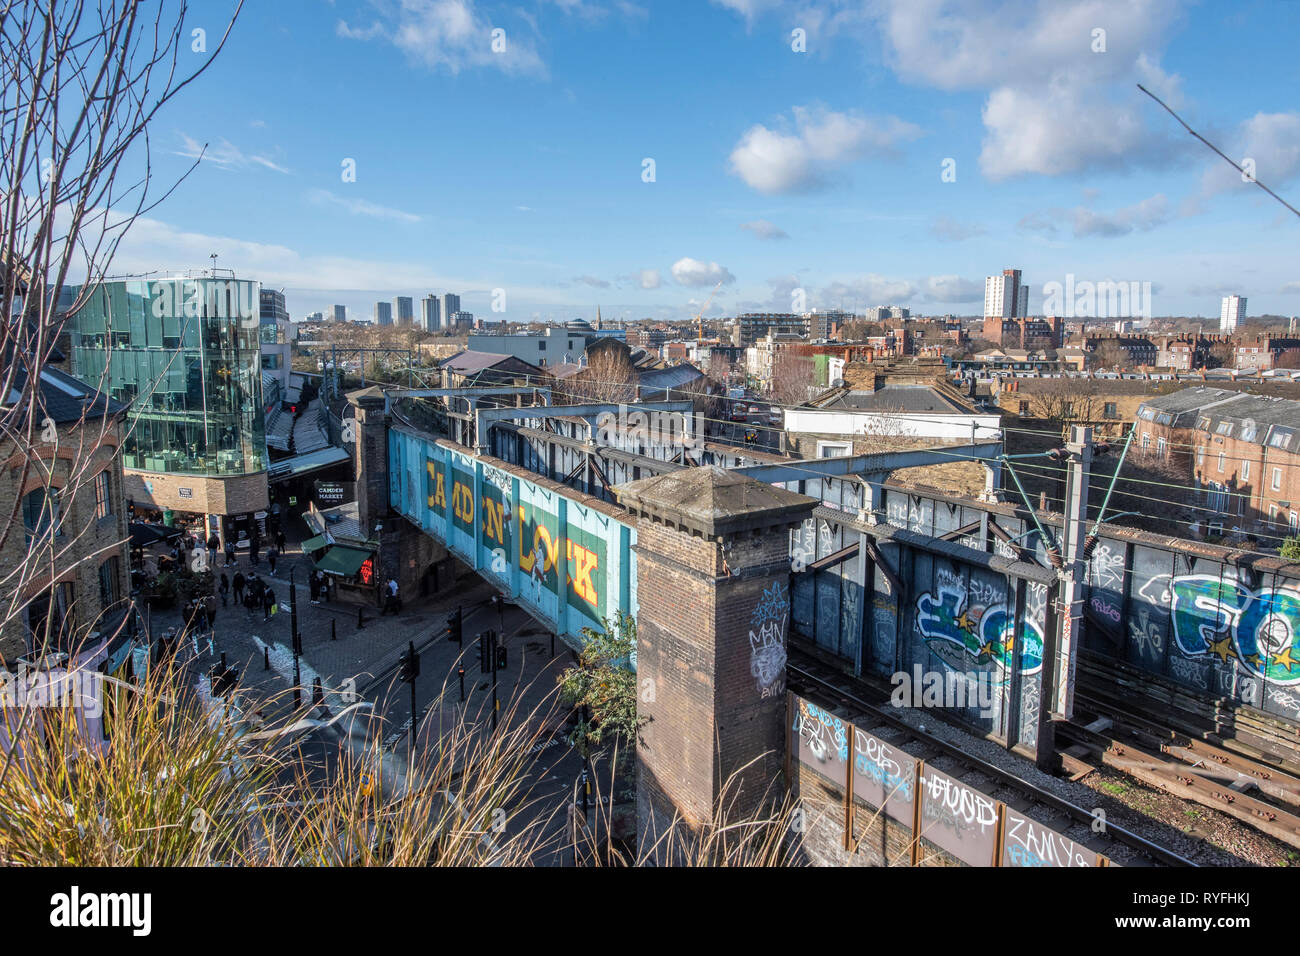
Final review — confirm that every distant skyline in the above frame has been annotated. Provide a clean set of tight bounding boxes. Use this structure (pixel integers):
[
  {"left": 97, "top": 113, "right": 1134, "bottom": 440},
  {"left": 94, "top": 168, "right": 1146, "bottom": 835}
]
[{"left": 100, "top": 0, "right": 1299, "bottom": 324}]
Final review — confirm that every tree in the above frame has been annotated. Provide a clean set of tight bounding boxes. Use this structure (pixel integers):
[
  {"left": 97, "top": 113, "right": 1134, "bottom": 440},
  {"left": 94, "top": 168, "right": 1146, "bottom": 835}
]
[
  {"left": 768, "top": 350, "right": 815, "bottom": 406},
  {"left": 558, "top": 613, "right": 643, "bottom": 757},
  {"left": 1, "top": 2, "right": 243, "bottom": 662},
  {"left": 561, "top": 349, "right": 638, "bottom": 405},
  {"left": 1024, "top": 378, "right": 1105, "bottom": 425}
]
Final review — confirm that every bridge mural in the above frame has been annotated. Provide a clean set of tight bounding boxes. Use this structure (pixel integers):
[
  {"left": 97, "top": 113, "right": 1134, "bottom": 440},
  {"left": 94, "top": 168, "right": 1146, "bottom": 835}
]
[
  {"left": 383, "top": 400, "right": 1300, "bottom": 737},
  {"left": 389, "top": 425, "right": 636, "bottom": 645}
]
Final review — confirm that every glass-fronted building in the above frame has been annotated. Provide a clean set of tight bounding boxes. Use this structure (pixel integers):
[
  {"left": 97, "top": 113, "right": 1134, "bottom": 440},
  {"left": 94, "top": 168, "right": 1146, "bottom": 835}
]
[
  {"left": 64, "top": 276, "right": 271, "bottom": 540},
  {"left": 67, "top": 276, "right": 267, "bottom": 477}
]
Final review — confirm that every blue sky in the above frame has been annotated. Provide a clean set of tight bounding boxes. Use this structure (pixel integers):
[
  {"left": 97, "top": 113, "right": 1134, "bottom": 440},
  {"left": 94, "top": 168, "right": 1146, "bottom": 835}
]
[{"left": 111, "top": 0, "right": 1300, "bottom": 324}]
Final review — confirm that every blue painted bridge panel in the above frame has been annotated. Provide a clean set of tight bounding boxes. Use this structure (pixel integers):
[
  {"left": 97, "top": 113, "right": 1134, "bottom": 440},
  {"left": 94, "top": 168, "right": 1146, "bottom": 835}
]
[{"left": 389, "top": 426, "right": 637, "bottom": 647}]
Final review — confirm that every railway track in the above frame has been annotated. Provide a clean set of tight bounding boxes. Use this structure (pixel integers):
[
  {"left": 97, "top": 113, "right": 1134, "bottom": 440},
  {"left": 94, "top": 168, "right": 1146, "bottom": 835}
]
[
  {"left": 1064, "top": 691, "right": 1300, "bottom": 850},
  {"left": 787, "top": 654, "right": 1198, "bottom": 867}
]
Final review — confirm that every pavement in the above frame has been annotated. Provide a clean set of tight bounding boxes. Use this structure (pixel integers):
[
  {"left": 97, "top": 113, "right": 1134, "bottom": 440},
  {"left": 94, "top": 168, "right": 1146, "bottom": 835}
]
[{"left": 146, "top": 527, "right": 609, "bottom": 863}]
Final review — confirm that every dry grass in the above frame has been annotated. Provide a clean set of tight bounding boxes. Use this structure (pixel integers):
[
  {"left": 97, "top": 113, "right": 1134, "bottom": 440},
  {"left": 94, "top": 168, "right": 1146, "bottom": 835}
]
[{"left": 0, "top": 654, "right": 809, "bottom": 866}]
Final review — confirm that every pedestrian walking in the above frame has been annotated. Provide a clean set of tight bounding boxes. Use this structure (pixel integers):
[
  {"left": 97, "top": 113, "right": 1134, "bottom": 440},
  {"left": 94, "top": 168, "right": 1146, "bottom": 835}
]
[
  {"left": 383, "top": 578, "right": 400, "bottom": 615},
  {"left": 224, "top": 540, "right": 236, "bottom": 567},
  {"left": 219, "top": 573, "right": 230, "bottom": 607},
  {"left": 262, "top": 586, "right": 276, "bottom": 623},
  {"left": 267, "top": 545, "right": 278, "bottom": 576},
  {"left": 249, "top": 535, "right": 260, "bottom": 566},
  {"left": 206, "top": 533, "right": 220, "bottom": 568},
  {"left": 309, "top": 571, "right": 321, "bottom": 605},
  {"left": 275, "top": 527, "right": 287, "bottom": 552},
  {"left": 195, "top": 601, "right": 209, "bottom": 637},
  {"left": 232, "top": 571, "right": 245, "bottom": 607},
  {"left": 204, "top": 594, "right": 218, "bottom": 653}
]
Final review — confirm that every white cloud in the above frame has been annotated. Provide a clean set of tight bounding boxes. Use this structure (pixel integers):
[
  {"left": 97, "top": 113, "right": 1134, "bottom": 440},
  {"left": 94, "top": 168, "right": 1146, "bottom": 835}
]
[
  {"left": 871, "top": 0, "right": 1184, "bottom": 180},
  {"left": 728, "top": 106, "right": 922, "bottom": 194},
  {"left": 175, "top": 133, "right": 290, "bottom": 174},
  {"left": 337, "top": 0, "right": 545, "bottom": 77},
  {"left": 739, "top": 219, "right": 789, "bottom": 240},
  {"left": 306, "top": 188, "right": 421, "bottom": 223},
  {"left": 1200, "top": 111, "right": 1300, "bottom": 198},
  {"left": 1071, "top": 193, "right": 1171, "bottom": 236},
  {"left": 573, "top": 274, "right": 610, "bottom": 288},
  {"left": 924, "top": 275, "right": 983, "bottom": 302},
  {"left": 820, "top": 274, "right": 915, "bottom": 305},
  {"left": 671, "top": 257, "right": 736, "bottom": 287},
  {"left": 636, "top": 268, "right": 662, "bottom": 289},
  {"left": 979, "top": 77, "right": 1166, "bottom": 180},
  {"left": 1019, "top": 193, "right": 1174, "bottom": 237}
]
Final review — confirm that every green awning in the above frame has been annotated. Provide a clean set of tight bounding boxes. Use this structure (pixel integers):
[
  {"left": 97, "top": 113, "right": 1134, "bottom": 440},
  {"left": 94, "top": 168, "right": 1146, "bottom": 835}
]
[
  {"left": 315, "top": 545, "right": 373, "bottom": 577},
  {"left": 301, "top": 533, "right": 332, "bottom": 553}
]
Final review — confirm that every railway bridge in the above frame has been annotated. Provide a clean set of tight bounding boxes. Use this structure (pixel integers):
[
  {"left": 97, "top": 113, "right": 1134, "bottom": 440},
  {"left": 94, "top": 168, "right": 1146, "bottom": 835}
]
[{"left": 348, "top": 387, "right": 1300, "bottom": 863}]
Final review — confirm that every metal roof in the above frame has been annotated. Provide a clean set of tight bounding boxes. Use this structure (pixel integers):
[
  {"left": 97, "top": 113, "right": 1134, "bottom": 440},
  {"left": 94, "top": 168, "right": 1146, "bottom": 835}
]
[{"left": 821, "top": 385, "right": 971, "bottom": 414}]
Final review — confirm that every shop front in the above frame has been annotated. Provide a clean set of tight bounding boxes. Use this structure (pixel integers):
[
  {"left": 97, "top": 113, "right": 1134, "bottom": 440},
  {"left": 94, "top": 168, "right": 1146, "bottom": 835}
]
[{"left": 314, "top": 544, "right": 379, "bottom": 605}]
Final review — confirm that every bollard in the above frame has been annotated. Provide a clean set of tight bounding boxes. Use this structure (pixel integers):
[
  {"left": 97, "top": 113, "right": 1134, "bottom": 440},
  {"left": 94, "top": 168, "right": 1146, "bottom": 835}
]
[
  {"left": 357, "top": 605, "right": 365, "bottom": 630},
  {"left": 331, "top": 619, "right": 337, "bottom": 641},
  {"left": 263, "top": 646, "right": 270, "bottom": 671}
]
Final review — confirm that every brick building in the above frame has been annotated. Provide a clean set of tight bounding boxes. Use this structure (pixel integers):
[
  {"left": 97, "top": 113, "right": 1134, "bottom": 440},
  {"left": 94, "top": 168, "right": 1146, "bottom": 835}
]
[
  {"left": 0, "top": 366, "right": 131, "bottom": 662},
  {"left": 1234, "top": 334, "right": 1300, "bottom": 372},
  {"left": 1135, "top": 388, "right": 1300, "bottom": 539},
  {"left": 982, "top": 315, "right": 1064, "bottom": 349}
]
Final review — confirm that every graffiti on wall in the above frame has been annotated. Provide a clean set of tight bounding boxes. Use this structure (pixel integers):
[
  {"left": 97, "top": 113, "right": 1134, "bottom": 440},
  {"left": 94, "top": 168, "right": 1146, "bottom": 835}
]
[
  {"left": 1140, "top": 574, "right": 1300, "bottom": 686},
  {"left": 750, "top": 581, "right": 789, "bottom": 699},
  {"left": 914, "top": 571, "right": 1043, "bottom": 678},
  {"left": 795, "top": 698, "right": 848, "bottom": 763}
]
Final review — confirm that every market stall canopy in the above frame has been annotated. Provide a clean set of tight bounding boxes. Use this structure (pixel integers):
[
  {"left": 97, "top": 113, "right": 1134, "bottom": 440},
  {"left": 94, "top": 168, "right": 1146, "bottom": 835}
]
[
  {"left": 301, "top": 533, "right": 333, "bottom": 553},
  {"left": 314, "top": 545, "right": 372, "bottom": 577},
  {"left": 129, "top": 522, "right": 182, "bottom": 548}
]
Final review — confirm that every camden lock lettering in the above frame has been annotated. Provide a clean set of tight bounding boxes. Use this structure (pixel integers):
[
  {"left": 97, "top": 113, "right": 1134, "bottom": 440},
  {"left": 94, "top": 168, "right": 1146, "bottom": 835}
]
[{"left": 424, "top": 458, "right": 602, "bottom": 614}]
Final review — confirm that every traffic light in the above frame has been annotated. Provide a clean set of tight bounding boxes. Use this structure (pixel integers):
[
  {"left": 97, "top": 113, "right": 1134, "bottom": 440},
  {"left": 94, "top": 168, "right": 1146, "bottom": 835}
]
[
  {"left": 398, "top": 641, "right": 420, "bottom": 683},
  {"left": 496, "top": 645, "right": 508, "bottom": 670},
  {"left": 446, "top": 607, "right": 462, "bottom": 644}
]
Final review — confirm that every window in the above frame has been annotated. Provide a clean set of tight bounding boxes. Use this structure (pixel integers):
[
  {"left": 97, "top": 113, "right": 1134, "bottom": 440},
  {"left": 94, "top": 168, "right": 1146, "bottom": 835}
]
[
  {"left": 1271, "top": 431, "right": 1292, "bottom": 450},
  {"left": 1062, "top": 402, "right": 1074, "bottom": 417},
  {"left": 1218, "top": 453, "right": 1225, "bottom": 473},
  {"left": 1207, "top": 483, "right": 1228, "bottom": 511},
  {"left": 1104, "top": 402, "right": 1118, "bottom": 419},
  {"left": 1141, "top": 432, "right": 1151, "bottom": 450},
  {"left": 1157, "top": 436, "right": 1167, "bottom": 458},
  {"left": 817, "top": 441, "right": 852, "bottom": 458},
  {"left": 1242, "top": 460, "right": 1250, "bottom": 481},
  {"left": 93, "top": 470, "right": 111, "bottom": 520},
  {"left": 22, "top": 487, "right": 61, "bottom": 543},
  {"left": 1271, "top": 505, "right": 1279, "bottom": 528},
  {"left": 1018, "top": 400, "right": 1029, "bottom": 416},
  {"left": 98, "top": 556, "right": 121, "bottom": 607},
  {"left": 1273, "top": 467, "right": 1283, "bottom": 491},
  {"left": 1291, "top": 511, "right": 1298, "bottom": 534}
]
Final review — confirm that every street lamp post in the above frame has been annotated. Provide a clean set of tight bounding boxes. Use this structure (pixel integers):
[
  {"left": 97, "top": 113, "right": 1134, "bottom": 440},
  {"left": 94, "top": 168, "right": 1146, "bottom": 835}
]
[{"left": 290, "top": 567, "right": 302, "bottom": 709}]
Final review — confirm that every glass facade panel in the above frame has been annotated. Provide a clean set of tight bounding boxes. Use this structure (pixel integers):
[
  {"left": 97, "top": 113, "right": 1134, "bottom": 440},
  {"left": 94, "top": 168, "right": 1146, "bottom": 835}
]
[{"left": 67, "top": 277, "right": 267, "bottom": 477}]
